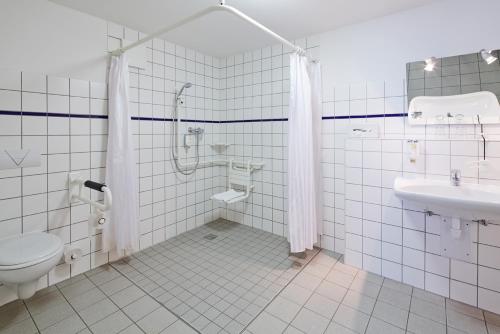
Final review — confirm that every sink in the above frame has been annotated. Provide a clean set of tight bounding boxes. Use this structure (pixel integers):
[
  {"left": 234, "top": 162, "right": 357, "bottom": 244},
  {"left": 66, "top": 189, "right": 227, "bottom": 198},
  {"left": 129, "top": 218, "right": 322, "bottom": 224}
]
[{"left": 393, "top": 177, "right": 500, "bottom": 220}]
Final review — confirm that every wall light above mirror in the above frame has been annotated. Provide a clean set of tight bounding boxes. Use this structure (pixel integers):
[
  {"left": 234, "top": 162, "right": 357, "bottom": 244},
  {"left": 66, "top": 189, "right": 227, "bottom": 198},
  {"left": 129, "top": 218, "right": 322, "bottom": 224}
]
[{"left": 406, "top": 49, "right": 500, "bottom": 125}]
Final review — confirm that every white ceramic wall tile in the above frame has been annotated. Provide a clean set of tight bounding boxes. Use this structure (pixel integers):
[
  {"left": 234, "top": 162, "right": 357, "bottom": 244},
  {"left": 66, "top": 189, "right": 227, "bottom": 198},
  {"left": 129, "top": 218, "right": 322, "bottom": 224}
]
[
  {"left": 22, "top": 72, "right": 46, "bottom": 93},
  {"left": 47, "top": 76, "right": 69, "bottom": 95},
  {"left": 0, "top": 90, "right": 21, "bottom": 110},
  {"left": 0, "top": 68, "right": 21, "bottom": 90}
]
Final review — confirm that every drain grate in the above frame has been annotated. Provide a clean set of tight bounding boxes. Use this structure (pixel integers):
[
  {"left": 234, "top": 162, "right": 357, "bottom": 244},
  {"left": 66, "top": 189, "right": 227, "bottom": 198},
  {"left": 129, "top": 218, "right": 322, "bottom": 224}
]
[{"left": 203, "top": 234, "right": 218, "bottom": 240}]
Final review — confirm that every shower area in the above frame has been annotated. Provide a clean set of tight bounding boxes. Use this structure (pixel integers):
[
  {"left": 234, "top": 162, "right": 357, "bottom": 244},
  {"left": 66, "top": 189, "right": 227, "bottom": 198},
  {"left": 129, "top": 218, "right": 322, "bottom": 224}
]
[
  {"left": 0, "top": 1, "right": 323, "bottom": 333},
  {"left": 105, "top": 0, "right": 323, "bottom": 246},
  {"left": 100, "top": 1, "right": 323, "bottom": 332}
]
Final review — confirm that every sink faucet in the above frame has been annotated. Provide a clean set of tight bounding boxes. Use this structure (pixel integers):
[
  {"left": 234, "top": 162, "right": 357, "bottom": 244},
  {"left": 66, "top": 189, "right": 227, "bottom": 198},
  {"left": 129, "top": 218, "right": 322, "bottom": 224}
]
[{"left": 451, "top": 169, "right": 461, "bottom": 186}]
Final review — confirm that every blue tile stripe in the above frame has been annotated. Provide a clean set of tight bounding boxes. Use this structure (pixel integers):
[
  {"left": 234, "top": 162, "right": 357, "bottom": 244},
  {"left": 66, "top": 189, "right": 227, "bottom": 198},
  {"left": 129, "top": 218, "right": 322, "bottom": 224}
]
[{"left": 0, "top": 110, "right": 408, "bottom": 123}]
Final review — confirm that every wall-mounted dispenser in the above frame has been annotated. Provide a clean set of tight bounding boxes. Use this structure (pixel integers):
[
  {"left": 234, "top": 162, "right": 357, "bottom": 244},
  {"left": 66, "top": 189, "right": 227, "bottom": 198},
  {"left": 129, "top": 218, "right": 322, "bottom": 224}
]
[{"left": 406, "top": 140, "right": 420, "bottom": 164}]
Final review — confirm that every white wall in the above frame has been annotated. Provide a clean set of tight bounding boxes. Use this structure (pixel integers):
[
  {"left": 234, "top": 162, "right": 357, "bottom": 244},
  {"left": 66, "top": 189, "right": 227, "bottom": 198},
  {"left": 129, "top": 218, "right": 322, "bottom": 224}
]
[
  {"left": 0, "top": 0, "right": 108, "bottom": 82},
  {"left": 320, "top": 0, "right": 500, "bottom": 88},
  {"left": 0, "top": 0, "right": 225, "bottom": 306},
  {"left": 317, "top": 0, "right": 500, "bottom": 314}
]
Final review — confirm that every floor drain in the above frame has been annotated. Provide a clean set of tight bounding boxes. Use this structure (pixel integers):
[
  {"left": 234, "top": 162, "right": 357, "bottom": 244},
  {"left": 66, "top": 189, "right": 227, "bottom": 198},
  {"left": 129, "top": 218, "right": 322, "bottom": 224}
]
[{"left": 204, "top": 234, "right": 217, "bottom": 240}]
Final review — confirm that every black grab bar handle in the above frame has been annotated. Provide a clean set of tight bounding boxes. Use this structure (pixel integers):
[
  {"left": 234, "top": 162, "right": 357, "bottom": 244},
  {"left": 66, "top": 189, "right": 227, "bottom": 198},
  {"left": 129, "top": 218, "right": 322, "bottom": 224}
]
[{"left": 83, "top": 180, "right": 106, "bottom": 192}]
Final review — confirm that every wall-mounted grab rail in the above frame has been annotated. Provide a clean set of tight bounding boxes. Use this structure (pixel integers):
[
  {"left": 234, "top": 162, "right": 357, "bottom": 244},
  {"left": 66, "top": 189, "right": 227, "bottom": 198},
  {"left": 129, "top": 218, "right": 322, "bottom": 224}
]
[{"left": 68, "top": 173, "right": 112, "bottom": 212}]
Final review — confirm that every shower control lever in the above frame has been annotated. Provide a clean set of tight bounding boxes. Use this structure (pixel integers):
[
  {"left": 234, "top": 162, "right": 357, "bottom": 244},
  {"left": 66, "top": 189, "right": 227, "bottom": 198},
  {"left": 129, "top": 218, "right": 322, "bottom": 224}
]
[
  {"left": 188, "top": 127, "right": 204, "bottom": 135},
  {"left": 451, "top": 169, "right": 461, "bottom": 186}
]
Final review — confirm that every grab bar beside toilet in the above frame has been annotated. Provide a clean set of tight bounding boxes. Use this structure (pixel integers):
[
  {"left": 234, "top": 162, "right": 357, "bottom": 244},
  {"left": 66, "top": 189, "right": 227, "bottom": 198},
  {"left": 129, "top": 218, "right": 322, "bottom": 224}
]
[{"left": 68, "top": 173, "right": 112, "bottom": 212}]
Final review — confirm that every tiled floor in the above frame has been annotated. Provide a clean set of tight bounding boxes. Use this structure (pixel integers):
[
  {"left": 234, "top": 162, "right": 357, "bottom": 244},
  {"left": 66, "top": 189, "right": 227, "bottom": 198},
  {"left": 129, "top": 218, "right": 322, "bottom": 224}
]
[
  {"left": 1, "top": 220, "right": 500, "bottom": 334},
  {"left": 246, "top": 251, "right": 500, "bottom": 334}
]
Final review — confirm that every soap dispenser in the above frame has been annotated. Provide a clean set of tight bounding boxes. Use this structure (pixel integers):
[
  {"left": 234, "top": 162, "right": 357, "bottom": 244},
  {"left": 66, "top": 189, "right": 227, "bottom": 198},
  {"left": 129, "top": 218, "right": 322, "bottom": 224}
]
[{"left": 407, "top": 140, "right": 420, "bottom": 163}]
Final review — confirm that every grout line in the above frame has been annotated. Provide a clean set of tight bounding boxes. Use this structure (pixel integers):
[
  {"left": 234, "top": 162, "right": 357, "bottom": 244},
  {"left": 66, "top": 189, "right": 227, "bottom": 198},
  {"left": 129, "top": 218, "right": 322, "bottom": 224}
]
[
  {"left": 405, "top": 283, "right": 414, "bottom": 333},
  {"left": 53, "top": 284, "right": 96, "bottom": 334},
  {"left": 78, "top": 272, "right": 147, "bottom": 334},
  {"left": 241, "top": 247, "right": 322, "bottom": 333},
  {"left": 115, "top": 222, "right": 315, "bottom": 333},
  {"left": 21, "top": 299, "right": 42, "bottom": 334}
]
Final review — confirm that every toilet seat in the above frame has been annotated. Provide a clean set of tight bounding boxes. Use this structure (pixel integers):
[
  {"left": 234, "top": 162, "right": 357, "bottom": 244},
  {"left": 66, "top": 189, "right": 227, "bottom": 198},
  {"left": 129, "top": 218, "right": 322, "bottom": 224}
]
[{"left": 0, "top": 233, "right": 63, "bottom": 270}]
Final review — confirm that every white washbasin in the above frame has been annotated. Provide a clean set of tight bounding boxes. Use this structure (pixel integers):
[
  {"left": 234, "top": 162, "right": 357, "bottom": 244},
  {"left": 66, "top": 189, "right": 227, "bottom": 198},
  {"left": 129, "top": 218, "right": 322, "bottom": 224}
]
[{"left": 393, "top": 177, "right": 500, "bottom": 220}]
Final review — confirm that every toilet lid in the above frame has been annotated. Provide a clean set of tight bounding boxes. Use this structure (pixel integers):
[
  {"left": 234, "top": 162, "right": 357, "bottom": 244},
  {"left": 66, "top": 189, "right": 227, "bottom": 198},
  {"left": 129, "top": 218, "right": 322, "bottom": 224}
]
[{"left": 0, "top": 233, "right": 63, "bottom": 266}]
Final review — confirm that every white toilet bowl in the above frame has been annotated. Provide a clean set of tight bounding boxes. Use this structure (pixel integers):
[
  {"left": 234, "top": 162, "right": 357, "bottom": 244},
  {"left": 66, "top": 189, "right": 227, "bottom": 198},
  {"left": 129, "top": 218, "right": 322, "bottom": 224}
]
[{"left": 0, "top": 232, "right": 64, "bottom": 299}]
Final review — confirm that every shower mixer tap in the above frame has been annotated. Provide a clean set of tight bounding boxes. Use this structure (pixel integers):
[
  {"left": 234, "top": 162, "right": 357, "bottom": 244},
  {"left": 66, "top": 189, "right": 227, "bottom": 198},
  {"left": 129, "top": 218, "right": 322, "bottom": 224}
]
[{"left": 188, "top": 127, "right": 204, "bottom": 135}]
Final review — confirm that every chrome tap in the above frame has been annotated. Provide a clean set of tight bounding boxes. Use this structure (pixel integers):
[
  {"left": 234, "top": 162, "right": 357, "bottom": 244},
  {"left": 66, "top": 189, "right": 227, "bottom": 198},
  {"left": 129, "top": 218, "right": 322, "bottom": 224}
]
[{"left": 451, "top": 169, "right": 461, "bottom": 186}]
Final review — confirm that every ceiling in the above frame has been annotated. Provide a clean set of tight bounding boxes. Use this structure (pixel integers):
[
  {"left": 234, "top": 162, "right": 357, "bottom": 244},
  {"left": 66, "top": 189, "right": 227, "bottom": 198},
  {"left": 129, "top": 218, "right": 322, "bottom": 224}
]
[{"left": 50, "top": 0, "right": 439, "bottom": 56}]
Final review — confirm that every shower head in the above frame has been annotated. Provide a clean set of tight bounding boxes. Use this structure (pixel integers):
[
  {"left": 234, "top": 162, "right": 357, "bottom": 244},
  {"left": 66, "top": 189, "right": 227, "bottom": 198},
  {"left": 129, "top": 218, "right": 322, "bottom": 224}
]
[{"left": 176, "top": 82, "right": 192, "bottom": 99}]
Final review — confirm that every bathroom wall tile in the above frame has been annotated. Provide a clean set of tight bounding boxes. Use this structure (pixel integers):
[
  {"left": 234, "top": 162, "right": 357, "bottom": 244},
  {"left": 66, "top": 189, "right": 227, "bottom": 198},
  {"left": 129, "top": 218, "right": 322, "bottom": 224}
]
[
  {"left": 22, "top": 72, "right": 46, "bottom": 93},
  {"left": 0, "top": 89, "right": 21, "bottom": 110},
  {"left": 425, "top": 253, "right": 450, "bottom": 277},
  {"left": 479, "top": 288, "right": 500, "bottom": 314},
  {"left": 478, "top": 266, "right": 500, "bottom": 292},
  {"left": 0, "top": 68, "right": 21, "bottom": 90},
  {"left": 403, "top": 247, "right": 424, "bottom": 269},
  {"left": 70, "top": 96, "right": 89, "bottom": 114},
  {"left": 450, "top": 280, "right": 477, "bottom": 306},
  {"left": 22, "top": 92, "right": 46, "bottom": 112},
  {"left": 48, "top": 94, "right": 69, "bottom": 114},
  {"left": 70, "top": 79, "right": 89, "bottom": 98},
  {"left": 0, "top": 218, "right": 22, "bottom": 238},
  {"left": 48, "top": 76, "right": 69, "bottom": 95},
  {"left": 22, "top": 174, "right": 47, "bottom": 196},
  {"left": 22, "top": 193, "right": 47, "bottom": 216},
  {"left": 425, "top": 273, "right": 449, "bottom": 298},
  {"left": 0, "top": 177, "right": 21, "bottom": 199},
  {"left": 451, "top": 259, "right": 477, "bottom": 285},
  {"left": 478, "top": 244, "right": 500, "bottom": 270},
  {"left": 403, "top": 266, "right": 424, "bottom": 289},
  {"left": 382, "top": 260, "right": 402, "bottom": 281}
]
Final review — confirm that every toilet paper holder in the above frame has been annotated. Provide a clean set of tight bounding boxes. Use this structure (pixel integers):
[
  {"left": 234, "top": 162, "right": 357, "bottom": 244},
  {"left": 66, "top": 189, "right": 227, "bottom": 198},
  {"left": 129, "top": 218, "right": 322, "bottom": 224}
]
[{"left": 68, "top": 172, "right": 112, "bottom": 212}]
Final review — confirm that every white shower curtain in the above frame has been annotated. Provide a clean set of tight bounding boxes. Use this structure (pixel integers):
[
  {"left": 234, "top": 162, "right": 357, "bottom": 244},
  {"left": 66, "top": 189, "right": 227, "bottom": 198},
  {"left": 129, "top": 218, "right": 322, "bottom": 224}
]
[
  {"left": 288, "top": 54, "right": 322, "bottom": 253},
  {"left": 103, "top": 54, "right": 139, "bottom": 253}
]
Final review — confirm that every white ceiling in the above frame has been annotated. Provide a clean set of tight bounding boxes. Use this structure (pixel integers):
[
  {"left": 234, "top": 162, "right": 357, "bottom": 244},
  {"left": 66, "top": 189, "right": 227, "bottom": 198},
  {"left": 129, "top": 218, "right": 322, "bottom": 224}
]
[{"left": 50, "top": 0, "right": 439, "bottom": 56}]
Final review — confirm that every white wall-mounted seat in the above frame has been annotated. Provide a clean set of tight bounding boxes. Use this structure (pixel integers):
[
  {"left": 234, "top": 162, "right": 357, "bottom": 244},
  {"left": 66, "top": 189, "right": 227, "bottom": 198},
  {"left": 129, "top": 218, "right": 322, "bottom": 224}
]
[
  {"left": 211, "top": 160, "right": 254, "bottom": 204},
  {"left": 0, "top": 232, "right": 64, "bottom": 299}
]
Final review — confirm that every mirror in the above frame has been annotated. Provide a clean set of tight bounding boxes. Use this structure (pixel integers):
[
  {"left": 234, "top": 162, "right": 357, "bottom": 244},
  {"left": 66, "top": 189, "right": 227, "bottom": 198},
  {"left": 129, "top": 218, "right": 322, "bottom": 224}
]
[{"left": 406, "top": 50, "right": 500, "bottom": 125}]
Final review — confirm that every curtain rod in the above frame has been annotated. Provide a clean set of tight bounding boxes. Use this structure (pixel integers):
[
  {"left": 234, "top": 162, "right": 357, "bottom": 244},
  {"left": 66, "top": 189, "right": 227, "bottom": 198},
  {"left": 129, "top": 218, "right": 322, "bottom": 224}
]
[{"left": 110, "top": 1, "right": 306, "bottom": 57}]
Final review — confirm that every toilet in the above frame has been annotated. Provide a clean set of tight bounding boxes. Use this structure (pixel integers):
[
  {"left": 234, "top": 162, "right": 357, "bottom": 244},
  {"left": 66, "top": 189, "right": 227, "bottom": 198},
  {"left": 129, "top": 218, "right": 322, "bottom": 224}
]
[{"left": 0, "top": 232, "right": 64, "bottom": 299}]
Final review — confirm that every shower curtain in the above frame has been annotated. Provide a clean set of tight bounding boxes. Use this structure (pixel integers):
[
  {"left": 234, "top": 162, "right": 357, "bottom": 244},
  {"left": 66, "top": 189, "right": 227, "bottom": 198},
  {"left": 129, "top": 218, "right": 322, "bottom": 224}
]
[
  {"left": 103, "top": 54, "right": 139, "bottom": 253},
  {"left": 288, "top": 54, "right": 322, "bottom": 253}
]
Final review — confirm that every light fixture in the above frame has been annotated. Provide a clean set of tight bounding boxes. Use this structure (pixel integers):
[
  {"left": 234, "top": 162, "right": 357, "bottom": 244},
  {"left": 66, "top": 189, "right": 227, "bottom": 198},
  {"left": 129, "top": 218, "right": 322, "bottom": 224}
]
[
  {"left": 480, "top": 49, "right": 498, "bottom": 65},
  {"left": 424, "top": 57, "right": 437, "bottom": 72}
]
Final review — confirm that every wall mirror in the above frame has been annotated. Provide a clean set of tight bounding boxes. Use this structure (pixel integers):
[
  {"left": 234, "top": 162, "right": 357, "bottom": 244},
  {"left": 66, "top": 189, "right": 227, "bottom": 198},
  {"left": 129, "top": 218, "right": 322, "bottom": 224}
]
[{"left": 406, "top": 50, "right": 500, "bottom": 125}]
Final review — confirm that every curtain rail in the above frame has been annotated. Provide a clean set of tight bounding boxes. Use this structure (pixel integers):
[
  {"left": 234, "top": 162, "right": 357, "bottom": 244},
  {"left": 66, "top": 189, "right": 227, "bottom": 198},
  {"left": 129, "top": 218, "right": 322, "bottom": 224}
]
[{"left": 110, "top": 2, "right": 306, "bottom": 57}]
